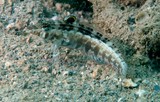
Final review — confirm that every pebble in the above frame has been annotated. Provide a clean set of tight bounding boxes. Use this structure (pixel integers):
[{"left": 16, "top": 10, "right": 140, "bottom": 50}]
[
  {"left": 51, "top": 16, "right": 59, "bottom": 21},
  {"left": 41, "top": 67, "right": 49, "bottom": 72},
  {"left": 135, "top": 89, "right": 146, "bottom": 97},
  {"left": 55, "top": 3, "right": 62, "bottom": 12},
  {"left": 92, "top": 68, "right": 98, "bottom": 79},
  {"left": 5, "top": 61, "right": 12, "bottom": 67},
  {"left": 122, "top": 79, "right": 138, "bottom": 88},
  {"left": 63, "top": 70, "right": 77, "bottom": 76},
  {"left": 6, "top": 23, "right": 15, "bottom": 31},
  {"left": 26, "top": 35, "right": 32, "bottom": 43}
]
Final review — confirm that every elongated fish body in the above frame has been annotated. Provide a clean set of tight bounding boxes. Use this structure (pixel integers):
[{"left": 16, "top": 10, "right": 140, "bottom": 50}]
[{"left": 34, "top": 19, "right": 127, "bottom": 77}]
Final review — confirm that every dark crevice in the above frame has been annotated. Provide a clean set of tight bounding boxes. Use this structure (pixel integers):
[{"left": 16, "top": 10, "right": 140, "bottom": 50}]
[{"left": 54, "top": 0, "right": 93, "bottom": 12}]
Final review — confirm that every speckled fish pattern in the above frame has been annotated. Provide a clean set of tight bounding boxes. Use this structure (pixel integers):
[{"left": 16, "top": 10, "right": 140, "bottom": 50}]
[{"left": 33, "top": 19, "right": 128, "bottom": 77}]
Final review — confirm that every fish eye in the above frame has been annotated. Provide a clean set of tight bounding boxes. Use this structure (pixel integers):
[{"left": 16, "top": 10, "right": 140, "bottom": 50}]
[{"left": 63, "top": 15, "right": 77, "bottom": 24}]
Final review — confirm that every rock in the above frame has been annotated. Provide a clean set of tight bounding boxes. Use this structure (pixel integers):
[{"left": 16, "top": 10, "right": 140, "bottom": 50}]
[{"left": 122, "top": 79, "right": 138, "bottom": 88}]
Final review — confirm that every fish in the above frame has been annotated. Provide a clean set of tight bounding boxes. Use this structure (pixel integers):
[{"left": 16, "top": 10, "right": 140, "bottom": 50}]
[{"left": 28, "top": 17, "right": 128, "bottom": 78}]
